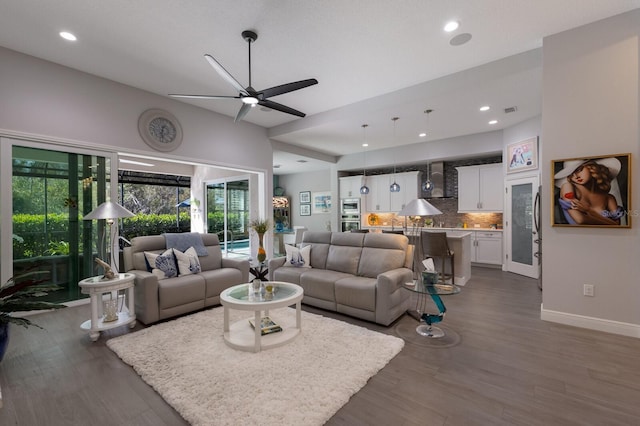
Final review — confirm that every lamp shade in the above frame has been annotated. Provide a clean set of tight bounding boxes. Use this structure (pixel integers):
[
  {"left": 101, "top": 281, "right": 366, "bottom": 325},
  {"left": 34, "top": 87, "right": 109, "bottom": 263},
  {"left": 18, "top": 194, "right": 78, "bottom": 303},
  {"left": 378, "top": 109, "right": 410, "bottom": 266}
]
[
  {"left": 83, "top": 201, "right": 135, "bottom": 220},
  {"left": 397, "top": 198, "right": 442, "bottom": 216}
]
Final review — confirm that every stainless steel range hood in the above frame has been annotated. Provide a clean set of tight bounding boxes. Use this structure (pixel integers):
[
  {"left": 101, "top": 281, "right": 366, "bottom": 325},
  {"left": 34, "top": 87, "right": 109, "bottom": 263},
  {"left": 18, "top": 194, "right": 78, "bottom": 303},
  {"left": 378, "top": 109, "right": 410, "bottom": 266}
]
[{"left": 426, "top": 162, "right": 445, "bottom": 198}]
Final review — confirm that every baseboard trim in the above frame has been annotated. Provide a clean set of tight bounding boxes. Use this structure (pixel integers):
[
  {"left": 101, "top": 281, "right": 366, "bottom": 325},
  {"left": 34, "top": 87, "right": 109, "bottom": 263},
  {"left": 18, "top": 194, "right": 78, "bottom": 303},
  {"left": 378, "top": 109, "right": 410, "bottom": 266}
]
[{"left": 541, "top": 306, "right": 640, "bottom": 338}]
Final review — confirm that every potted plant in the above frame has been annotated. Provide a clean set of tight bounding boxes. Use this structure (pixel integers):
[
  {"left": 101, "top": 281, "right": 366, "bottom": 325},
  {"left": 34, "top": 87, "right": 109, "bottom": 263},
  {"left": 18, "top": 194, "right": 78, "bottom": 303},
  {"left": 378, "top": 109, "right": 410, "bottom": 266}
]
[
  {"left": 0, "top": 269, "right": 67, "bottom": 362},
  {"left": 249, "top": 218, "right": 271, "bottom": 263}
]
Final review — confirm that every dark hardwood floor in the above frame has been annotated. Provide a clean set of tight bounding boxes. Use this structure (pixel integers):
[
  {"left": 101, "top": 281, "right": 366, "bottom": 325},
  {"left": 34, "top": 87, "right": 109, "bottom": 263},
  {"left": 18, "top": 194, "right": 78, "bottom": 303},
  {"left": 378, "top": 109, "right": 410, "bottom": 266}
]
[{"left": 1, "top": 267, "right": 639, "bottom": 425}]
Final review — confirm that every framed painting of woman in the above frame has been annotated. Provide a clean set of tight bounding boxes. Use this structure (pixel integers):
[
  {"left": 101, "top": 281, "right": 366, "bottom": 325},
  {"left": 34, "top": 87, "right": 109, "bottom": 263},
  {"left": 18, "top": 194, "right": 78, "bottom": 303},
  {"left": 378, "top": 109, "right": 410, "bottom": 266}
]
[{"left": 551, "top": 153, "right": 631, "bottom": 228}]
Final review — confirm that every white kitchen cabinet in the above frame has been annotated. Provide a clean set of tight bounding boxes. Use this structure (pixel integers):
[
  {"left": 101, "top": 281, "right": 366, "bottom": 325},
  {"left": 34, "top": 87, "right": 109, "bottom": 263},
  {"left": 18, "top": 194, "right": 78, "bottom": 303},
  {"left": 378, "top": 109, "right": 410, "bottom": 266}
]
[
  {"left": 339, "top": 175, "right": 364, "bottom": 199},
  {"left": 472, "top": 231, "right": 503, "bottom": 265},
  {"left": 390, "top": 171, "right": 420, "bottom": 212},
  {"left": 363, "top": 171, "right": 420, "bottom": 213},
  {"left": 456, "top": 164, "right": 504, "bottom": 212},
  {"left": 364, "top": 174, "right": 391, "bottom": 212}
]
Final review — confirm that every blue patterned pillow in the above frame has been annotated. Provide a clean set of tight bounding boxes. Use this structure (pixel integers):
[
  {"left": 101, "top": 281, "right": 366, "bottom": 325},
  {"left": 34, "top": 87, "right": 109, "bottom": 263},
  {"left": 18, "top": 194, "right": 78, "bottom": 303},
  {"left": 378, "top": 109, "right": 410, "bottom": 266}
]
[
  {"left": 283, "top": 244, "right": 311, "bottom": 268},
  {"left": 144, "top": 249, "right": 178, "bottom": 279}
]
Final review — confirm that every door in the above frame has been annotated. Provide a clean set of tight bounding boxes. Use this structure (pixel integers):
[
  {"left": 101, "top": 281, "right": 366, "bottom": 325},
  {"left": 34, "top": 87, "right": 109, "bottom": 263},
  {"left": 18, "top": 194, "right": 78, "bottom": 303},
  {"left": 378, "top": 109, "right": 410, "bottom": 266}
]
[
  {"left": 7, "top": 143, "right": 113, "bottom": 303},
  {"left": 505, "top": 176, "right": 539, "bottom": 278},
  {"left": 206, "top": 178, "right": 250, "bottom": 256}
]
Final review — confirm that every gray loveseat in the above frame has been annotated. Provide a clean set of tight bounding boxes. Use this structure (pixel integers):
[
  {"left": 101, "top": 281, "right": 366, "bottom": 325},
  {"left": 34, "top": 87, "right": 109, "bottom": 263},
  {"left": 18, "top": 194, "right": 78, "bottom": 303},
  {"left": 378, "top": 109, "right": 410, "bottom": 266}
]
[
  {"left": 268, "top": 231, "right": 413, "bottom": 326},
  {"left": 123, "top": 233, "right": 249, "bottom": 325}
]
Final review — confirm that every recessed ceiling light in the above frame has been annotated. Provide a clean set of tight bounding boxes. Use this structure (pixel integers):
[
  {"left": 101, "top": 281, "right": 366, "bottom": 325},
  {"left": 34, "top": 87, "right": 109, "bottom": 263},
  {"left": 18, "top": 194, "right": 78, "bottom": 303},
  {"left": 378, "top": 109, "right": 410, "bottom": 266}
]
[
  {"left": 488, "top": 120, "right": 498, "bottom": 125},
  {"left": 444, "top": 21, "right": 459, "bottom": 32},
  {"left": 479, "top": 105, "right": 490, "bottom": 112},
  {"left": 419, "top": 133, "right": 427, "bottom": 138},
  {"left": 362, "top": 143, "right": 369, "bottom": 147},
  {"left": 59, "top": 31, "right": 77, "bottom": 41}
]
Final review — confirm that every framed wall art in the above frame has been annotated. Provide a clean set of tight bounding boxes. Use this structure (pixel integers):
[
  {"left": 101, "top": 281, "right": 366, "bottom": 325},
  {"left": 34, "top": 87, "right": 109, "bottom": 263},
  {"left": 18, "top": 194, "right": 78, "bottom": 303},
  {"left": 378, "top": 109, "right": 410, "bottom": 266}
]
[
  {"left": 311, "top": 191, "right": 332, "bottom": 214},
  {"left": 300, "top": 204, "right": 311, "bottom": 216},
  {"left": 551, "top": 153, "right": 631, "bottom": 228},
  {"left": 507, "top": 137, "right": 538, "bottom": 174},
  {"left": 299, "top": 191, "right": 311, "bottom": 204}
]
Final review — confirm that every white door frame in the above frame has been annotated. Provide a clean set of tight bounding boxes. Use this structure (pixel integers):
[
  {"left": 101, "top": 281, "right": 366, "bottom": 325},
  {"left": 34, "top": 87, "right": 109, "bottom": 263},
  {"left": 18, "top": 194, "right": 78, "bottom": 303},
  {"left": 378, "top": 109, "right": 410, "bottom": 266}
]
[{"left": 505, "top": 174, "right": 539, "bottom": 279}]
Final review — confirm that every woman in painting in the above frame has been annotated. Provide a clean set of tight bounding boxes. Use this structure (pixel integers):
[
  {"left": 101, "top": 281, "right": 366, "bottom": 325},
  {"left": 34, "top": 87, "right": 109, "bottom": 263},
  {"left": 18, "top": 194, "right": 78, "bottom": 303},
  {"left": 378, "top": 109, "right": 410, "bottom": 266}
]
[{"left": 555, "top": 157, "right": 624, "bottom": 225}]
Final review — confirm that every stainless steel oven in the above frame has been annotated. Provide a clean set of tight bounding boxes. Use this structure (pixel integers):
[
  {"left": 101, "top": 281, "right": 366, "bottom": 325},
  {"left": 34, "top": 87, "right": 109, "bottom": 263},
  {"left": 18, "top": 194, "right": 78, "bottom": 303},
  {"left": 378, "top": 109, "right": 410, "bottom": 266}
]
[
  {"left": 341, "top": 214, "right": 361, "bottom": 232},
  {"left": 340, "top": 198, "right": 361, "bottom": 215}
]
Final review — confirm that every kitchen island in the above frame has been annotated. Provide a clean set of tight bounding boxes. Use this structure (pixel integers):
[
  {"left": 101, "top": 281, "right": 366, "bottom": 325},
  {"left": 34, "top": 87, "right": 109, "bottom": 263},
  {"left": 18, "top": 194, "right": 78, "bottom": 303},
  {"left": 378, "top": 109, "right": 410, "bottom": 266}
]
[{"left": 374, "top": 228, "right": 471, "bottom": 286}]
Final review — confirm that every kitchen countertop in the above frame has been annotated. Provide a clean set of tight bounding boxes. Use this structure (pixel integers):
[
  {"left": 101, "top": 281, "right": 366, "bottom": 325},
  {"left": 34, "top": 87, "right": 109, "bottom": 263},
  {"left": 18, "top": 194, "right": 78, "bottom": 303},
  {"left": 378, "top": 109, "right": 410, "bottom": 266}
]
[{"left": 363, "top": 226, "right": 502, "bottom": 232}]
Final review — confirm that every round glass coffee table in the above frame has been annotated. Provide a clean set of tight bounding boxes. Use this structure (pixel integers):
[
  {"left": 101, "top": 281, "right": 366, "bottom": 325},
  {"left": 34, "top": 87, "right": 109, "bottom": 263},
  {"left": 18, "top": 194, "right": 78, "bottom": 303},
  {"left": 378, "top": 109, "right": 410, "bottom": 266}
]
[
  {"left": 403, "top": 281, "right": 460, "bottom": 338},
  {"left": 220, "top": 281, "right": 303, "bottom": 352}
]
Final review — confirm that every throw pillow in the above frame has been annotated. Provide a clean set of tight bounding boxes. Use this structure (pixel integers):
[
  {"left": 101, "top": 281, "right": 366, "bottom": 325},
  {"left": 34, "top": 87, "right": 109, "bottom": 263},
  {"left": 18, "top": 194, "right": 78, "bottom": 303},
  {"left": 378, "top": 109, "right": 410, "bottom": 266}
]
[
  {"left": 283, "top": 244, "right": 311, "bottom": 268},
  {"left": 173, "top": 246, "right": 202, "bottom": 275},
  {"left": 144, "top": 249, "right": 178, "bottom": 280}
]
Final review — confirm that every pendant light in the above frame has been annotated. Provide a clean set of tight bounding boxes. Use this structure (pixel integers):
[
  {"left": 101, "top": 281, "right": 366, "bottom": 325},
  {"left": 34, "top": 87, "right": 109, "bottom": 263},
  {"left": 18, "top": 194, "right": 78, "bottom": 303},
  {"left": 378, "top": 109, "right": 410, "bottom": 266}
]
[
  {"left": 389, "top": 117, "right": 401, "bottom": 193},
  {"left": 422, "top": 109, "right": 434, "bottom": 192},
  {"left": 359, "top": 124, "right": 370, "bottom": 195}
]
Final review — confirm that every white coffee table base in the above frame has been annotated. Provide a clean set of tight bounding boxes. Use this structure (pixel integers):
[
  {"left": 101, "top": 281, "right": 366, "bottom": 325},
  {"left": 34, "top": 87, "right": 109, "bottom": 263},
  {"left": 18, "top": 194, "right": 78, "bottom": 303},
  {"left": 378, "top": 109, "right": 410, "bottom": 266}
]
[
  {"left": 224, "top": 309, "right": 301, "bottom": 352},
  {"left": 221, "top": 282, "right": 303, "bottom": 353}
]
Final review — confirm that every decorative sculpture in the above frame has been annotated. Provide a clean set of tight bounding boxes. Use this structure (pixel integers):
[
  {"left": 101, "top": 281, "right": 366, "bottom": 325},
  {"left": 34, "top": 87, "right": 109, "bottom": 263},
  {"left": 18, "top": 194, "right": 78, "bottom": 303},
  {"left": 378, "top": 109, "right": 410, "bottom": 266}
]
[{"left": 95, "top": 258, "right": 116, "bottom": 280}]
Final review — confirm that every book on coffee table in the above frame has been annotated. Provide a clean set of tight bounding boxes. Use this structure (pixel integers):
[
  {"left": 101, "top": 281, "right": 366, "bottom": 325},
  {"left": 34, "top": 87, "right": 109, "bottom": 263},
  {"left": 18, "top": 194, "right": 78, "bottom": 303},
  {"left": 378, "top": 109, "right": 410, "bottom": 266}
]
[{"left": 248, "top": 316, "right": 282, "bottom": 335}]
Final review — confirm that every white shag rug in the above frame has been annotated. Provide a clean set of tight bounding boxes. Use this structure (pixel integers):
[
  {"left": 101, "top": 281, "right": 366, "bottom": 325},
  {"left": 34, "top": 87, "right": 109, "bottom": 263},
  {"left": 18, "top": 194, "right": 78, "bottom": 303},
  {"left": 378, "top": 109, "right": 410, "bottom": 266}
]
[{"left": 107, "top": 307, "right": 404, "bottom": 426}]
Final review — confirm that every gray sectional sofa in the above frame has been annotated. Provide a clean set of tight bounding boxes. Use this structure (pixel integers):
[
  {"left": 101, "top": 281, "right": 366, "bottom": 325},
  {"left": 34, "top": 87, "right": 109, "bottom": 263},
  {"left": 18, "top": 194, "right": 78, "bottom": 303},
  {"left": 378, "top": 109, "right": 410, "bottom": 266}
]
[
  {"left": 123, "top": 233, "right": 249, "bottom": 324},
  {"left": 268, "top": 231, "right": 413, "bottom": 326}
]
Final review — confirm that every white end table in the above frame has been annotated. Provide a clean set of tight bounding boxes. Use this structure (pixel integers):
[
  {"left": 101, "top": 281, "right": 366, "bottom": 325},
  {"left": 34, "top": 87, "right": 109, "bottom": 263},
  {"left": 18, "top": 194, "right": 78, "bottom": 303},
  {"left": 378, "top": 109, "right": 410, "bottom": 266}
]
[
  {"left": 220, "top": 281, "right": 303, "bottom": 352},
  {"left": 78, "top": 273, "right": 136, "bottom": 341}
]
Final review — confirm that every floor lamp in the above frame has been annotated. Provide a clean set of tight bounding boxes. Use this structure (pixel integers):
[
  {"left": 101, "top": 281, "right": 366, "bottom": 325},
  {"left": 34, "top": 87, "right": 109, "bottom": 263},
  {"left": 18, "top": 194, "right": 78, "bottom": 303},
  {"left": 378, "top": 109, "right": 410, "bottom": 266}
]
[
  {"left": 84, "top": 201, "right": 135, "bottom": 280},
  {"left": 397, "top": 198, "right": 443, "bottom": 279}
]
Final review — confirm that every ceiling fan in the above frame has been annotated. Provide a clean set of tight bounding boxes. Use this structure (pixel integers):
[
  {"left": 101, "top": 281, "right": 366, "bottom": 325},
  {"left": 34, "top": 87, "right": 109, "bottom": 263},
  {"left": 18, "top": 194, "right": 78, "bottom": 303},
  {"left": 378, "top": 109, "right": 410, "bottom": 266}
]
[{"left": 169, "top": 30, "right": 318, "bottom": 123}]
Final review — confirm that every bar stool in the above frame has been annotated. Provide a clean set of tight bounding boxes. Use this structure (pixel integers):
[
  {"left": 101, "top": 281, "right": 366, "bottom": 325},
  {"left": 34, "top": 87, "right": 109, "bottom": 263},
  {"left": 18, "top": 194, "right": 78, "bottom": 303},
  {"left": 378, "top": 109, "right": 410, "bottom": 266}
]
[{"left": 421, "top": 231, "right": 454, "bottom": 285}]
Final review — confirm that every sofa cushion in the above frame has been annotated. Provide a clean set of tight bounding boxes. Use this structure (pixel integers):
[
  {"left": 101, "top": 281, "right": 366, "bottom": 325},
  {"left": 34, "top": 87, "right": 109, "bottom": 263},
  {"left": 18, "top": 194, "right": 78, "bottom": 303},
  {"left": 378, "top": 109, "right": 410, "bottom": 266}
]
[
  {"left": 144, "top": 249, "right": 178, "bottom": 279},
  {"left": 199, "top": 246, "right": 223, "bottom": 271},
  {"left": 299, "top": 269, "right": 352, "bottom": 301},
  {"left": 173, "top": 247, "right": 202, "bottom": 275},
  {"left": 358, "top": 233, "right": 409, "bottom": 278},
  {"left": 158, "top": 274, "right": 205, "bottom": 309},
  {"left": 300, "top": 231, "right": 332, "bottom": 269},
  {"left": 335, "top": 276, "right": 377, "bottom": 311},
  {"left": 283, "top": 244, "right": 311, "bottom": 268},
  {"left": 201, "top": 268, "right": 243, "bottom": 298},
  {"left": 272, "top": 266, "right": 307, "bottom": 285},
  {"left": 326, "top": 245, "right": 362, "bottom": 275}
]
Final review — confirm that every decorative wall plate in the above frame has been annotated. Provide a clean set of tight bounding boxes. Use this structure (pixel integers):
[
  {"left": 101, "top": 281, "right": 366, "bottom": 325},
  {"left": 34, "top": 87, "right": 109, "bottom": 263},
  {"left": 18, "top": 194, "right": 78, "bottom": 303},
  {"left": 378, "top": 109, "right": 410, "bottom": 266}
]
[{"left": 138, "top": 109, "right": 183, "bottom": 152}]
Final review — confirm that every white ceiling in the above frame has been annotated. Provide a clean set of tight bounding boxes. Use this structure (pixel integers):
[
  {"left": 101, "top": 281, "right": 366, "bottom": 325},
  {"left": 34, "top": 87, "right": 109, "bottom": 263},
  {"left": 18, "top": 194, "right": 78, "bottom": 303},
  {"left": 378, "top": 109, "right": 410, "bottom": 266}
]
[{"left": 2, "top": 1, "right": 639, "bottom": 174}]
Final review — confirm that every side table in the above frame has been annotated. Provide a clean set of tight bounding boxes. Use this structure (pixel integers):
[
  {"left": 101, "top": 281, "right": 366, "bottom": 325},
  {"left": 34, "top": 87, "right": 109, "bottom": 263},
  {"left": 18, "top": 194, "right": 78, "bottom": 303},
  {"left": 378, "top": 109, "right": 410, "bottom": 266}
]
[
  {"left": 403, "top": 281, "right": 460, "bottom": 338},
  {"left": 78, "top": 273, "right": 136, "bottom": 341},
  {"left": 249, "top": 262, "right": 269, "bottom": 281}
]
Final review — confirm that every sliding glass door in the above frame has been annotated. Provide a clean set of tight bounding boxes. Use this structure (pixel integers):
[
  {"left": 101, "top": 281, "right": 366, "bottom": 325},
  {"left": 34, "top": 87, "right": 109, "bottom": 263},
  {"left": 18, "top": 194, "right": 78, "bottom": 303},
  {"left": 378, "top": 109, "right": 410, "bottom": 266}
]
[
  {"left": 9, "top": 144, "right": 113, "bottom": 302},
  {"left": 206, "top": 178, "right": 250, "bottom": 256}
]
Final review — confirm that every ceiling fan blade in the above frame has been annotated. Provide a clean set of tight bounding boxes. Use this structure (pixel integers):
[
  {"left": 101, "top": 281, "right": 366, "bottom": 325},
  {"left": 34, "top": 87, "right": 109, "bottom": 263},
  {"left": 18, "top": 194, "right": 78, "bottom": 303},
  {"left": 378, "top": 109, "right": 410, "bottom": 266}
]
[
  {"left": 204, "top": 54, "right": 249, "bottom": 96},
  {"left": 260, "top": 79, "right": 318, "bottom": 99},
  {"left": 234, "top": 103, "right": 252, "bottom": 123},
  {"left": 168, "top": 94, "right": 241, "bottom": 100},
  {"left": 259, "top": 99, "right": 306, "bottom": 118}
]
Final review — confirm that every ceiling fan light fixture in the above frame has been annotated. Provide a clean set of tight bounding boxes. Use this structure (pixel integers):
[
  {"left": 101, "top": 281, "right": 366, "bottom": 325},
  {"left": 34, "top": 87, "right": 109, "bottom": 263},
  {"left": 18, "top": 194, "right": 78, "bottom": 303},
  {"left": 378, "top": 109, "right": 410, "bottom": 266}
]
[
  {"left": 242, "top": 96, "right": 259, "bottom": 105},
  {"left": 444, "top": 20, "right": 459, "bottom": 32}
]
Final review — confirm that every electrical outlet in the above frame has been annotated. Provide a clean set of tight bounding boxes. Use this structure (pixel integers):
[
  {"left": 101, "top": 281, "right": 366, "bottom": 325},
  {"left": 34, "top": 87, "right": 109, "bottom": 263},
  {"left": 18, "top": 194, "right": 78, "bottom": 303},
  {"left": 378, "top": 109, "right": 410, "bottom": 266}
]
[{"left": 583, "top": 284, "right": 595, "bottom": 297}]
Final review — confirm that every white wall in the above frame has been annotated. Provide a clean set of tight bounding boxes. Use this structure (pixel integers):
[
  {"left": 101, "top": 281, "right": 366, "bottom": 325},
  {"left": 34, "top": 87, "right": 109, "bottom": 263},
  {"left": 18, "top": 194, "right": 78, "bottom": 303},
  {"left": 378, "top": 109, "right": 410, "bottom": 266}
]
[
  {"left": 277, "top": 170, "right": 334, "bottom": 232},
  {"left": 541, "top": 10, "right": 640, "bottom": 336},
  {"left": 337, "top": 130, "right": 504, "bottom": 172},
  {"left": 0, "top": 46, "right": 272, "bottom": 172}
]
